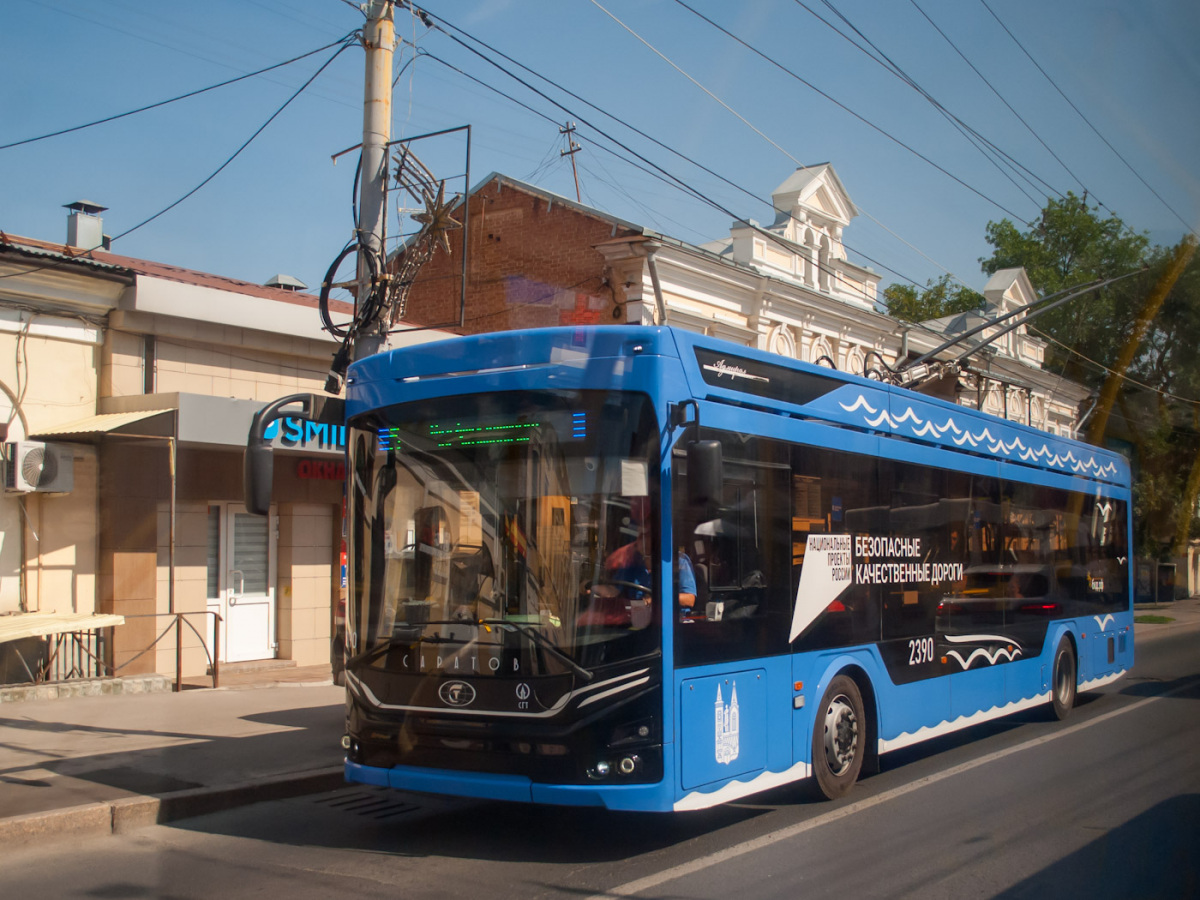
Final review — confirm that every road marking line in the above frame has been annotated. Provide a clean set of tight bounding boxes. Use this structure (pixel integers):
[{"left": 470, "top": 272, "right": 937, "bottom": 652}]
[{"left": 592, "top": 683, "right": 1192, "bottom": 899}]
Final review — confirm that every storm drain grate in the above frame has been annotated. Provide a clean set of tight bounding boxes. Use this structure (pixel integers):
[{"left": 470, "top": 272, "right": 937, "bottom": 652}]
[{"left": 313, "top": 787, "right": 423, "bottom": 820}]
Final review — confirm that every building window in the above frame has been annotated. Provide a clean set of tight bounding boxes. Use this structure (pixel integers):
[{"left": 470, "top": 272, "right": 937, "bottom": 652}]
[
  {"left": 143, "top": 335, "right": 156, "bottom": 394},
  {"left": 768, "top": 324, "right": 797, "bottom": 358}
]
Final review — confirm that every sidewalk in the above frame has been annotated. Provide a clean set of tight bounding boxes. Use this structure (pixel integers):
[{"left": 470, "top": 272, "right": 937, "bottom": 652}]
[
  {"left": 2, "top": 599, "right": 1198, "bottom": 848},
  {"left": 0, "top": 664, "right": 345, "bottom": 846}
]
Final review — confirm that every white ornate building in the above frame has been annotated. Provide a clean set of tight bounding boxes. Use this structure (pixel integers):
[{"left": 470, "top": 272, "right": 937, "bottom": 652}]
[{"left": 399, "top": 164, "right": 1090, "bottom": 438}]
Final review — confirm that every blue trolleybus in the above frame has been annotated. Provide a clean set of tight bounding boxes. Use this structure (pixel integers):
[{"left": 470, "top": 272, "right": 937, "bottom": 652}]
[{"left": 249, "top": 325, "right": 1132, "bottom": 811}]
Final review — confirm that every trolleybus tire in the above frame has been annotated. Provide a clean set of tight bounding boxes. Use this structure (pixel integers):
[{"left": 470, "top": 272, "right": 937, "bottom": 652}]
[
  {"left": 811, "top": 675, "right": 866, "bottom": 800},
  {"left": 1050, "top": 636, "right": 1077, "bottom": 721}
]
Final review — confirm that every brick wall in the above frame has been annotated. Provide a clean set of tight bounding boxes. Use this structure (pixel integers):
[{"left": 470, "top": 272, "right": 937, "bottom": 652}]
[{"left": 398, "top": 180, "right": 640, "bottom": 334}]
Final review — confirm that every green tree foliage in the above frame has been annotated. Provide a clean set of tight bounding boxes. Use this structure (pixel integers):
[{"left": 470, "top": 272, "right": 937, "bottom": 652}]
[
  {"left": 981, "top": 192, "right": 1149, "bottom": 294},
  {"left": 884, "top": 192, "right": 1200, "bottom": 558},
  {"left": 980, "top": 192, "right": 1154, "bottom": 384},
  {"left": 978, "top": 195, "right": 1199, "bottom": 559},
  {"left": 883, "top": 274, "right": 983, "bottom": 323}
]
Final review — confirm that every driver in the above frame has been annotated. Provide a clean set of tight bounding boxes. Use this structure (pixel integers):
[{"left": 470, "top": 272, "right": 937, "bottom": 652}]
[{"left": 580, "top": 498, "right": 652, "bottom": 626}]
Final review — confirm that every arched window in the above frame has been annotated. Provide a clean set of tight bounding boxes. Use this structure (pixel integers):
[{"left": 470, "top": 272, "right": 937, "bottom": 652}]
[
  {"left": 810, "top": 335, "right": 835, "bottom": 368},
  {"left": 845, "top": 345, "right": 865, "bottom": 376},
  {"left": 768, "top": 324, "right": 797, "bottom": 358}
]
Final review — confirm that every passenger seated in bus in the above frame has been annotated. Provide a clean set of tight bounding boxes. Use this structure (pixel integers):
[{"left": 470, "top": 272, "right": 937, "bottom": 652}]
[{"left": 677, "top": 546, "right": 697, "bottom": 620}]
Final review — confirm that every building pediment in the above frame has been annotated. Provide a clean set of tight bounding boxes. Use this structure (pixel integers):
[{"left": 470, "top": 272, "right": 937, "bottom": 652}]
[{"left": 771, "top": 163, "right": 858, "bottom": 229}]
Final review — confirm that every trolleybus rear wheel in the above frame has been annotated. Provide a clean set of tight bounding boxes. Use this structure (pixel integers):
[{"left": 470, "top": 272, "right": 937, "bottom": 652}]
[
  {"left": 1051, "top": 636, "right": 1077, "bottom": 721},
  {"left": 812, "top": 675, "right": 866, "bottom": 800}
]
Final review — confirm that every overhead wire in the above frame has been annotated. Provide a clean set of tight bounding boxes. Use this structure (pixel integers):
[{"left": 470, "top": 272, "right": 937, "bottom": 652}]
[
  {"left": 906, "top": 0, "right": 1098, "bottom": 207},
  {"left": 1028, "top": 323, "right": 1200, "bottom": 409},
  {"left": 979, "top": 0, "right": 1199, "bottom": 240},
  {"left": 111, "top": 35, "right": 358, "bottom": 243},
  {"left": 0, "top": 33, "right": 358, "bottom": 152},
  {"left": 0, "top": 32, "right": 358, "bottom": 285},
  {"left": 416, "top": 43, "right": 925, "bottom": 296},
  {"left": 414, "top": 8, "right": 948, "bottom": 291},
  {"left": 798, "top": 0, "right": 1051, "bottom": 208},
  {"left": 609, "top": 0, "right": 1029, "bottom": 223}
]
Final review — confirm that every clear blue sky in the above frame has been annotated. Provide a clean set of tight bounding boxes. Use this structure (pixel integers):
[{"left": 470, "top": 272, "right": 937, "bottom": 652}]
[{"left": 2, "top": 0, "right": 1197, "bottom": 301}]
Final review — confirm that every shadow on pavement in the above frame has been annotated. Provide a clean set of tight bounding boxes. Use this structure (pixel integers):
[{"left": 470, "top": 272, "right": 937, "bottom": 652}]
[
  {"left": 175, "top": 786, "right": 772, "bottom": 865},
  {"left": 994, "top": 794, "right": 1200, "bottom": 899}
]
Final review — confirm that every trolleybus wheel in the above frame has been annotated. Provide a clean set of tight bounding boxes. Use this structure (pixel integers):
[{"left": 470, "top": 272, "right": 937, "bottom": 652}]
[
  {"left": 1051, "top": 636, "right": 1077, "bottom": 721},
  {"left": 812, "top": 675, "right": 866, "bottom": 800}
]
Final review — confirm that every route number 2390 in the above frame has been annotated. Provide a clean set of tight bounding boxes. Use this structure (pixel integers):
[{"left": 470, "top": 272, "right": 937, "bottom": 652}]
[{"left": 908, "top": 637, "right": 935, "bottom": 666}]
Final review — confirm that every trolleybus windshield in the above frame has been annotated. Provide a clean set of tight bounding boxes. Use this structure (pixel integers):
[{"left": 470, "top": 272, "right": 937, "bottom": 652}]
[{"left": 345, "top": 389, "right": 661, "bottom": 679}]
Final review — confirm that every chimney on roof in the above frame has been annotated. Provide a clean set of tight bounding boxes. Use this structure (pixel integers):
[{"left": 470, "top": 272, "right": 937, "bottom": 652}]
[
  {"left": 65, "top": 200, "right": 111, "bottom": 251},
  {"left": 264, "top": 273, "right": 307, "bottom": 292}
]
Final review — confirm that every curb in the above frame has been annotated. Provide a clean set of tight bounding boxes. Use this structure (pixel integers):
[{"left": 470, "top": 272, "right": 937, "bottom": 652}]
[
  {"left": 0, "top": 766, "right": 346, "bottom": 847},
  {"left": 0, "top": 674, "right": 172, "bottom": 705},
  {"left": 1134, "top": 618, "right": 1200, "bottom": 641}
]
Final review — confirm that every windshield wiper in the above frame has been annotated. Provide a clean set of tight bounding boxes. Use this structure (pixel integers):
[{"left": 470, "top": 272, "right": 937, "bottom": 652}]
[{"left": 478, "top": 618, "right": 594, "bottom": 682}]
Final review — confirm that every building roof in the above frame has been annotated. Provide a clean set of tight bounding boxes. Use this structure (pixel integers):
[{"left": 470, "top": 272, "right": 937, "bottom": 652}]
[{"left": 0, "top": 231, "right": 350, "bottom": 315}]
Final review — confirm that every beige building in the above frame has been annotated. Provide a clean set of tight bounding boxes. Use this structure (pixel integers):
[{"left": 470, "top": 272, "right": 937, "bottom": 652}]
[
  {"left": 0, "top": 203, "right": 443, "bottom": 683},
  {"left": 398, "top": 165, "right": 1090, "bottom": 439}
]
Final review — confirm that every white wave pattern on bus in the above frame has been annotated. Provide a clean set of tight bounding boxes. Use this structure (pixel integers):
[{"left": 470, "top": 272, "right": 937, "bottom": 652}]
[
  {"left": 837, "top": 395, "right": 1120, "bottom": 478},
  {"left": 1093, "top": 614, "right": 1115, "bottom": 631},
  {"left": 942, "top": 633, "right": 1024, "bottom": 670}
]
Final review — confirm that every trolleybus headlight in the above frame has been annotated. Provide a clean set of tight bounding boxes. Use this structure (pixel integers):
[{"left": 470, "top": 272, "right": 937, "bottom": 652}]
[
  {"left": 341, "top": 734, "right": 352, "bottom": 750},
  {"left": 618, "top": 755, "right": 639, "bottom": 776},
  {"left": 589, "top": 760, "right": 611, "bottom": 780}
]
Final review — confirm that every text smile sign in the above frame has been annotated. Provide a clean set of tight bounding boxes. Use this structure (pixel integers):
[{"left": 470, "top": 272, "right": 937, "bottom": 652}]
[{"left": 264, "top": 417, "right": 346, "bottom": 454}]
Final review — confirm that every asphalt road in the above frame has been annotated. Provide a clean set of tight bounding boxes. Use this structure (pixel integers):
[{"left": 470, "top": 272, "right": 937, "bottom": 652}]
[{"left": 2, "top": 629, "right": 1197, "bottom": 900}]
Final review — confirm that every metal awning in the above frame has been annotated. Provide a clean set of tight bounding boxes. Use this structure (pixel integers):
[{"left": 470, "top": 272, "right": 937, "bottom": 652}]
[
  {"left": 30, "top": 408, "right": 176, "bottom": 442},
  {"left": 0, "top": 611, "right": 125, "bottom": 645}
]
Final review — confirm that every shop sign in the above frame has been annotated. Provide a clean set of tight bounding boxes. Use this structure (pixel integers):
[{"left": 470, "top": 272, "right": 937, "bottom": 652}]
[
  {"left": 297, "top": 459, "right": 346, "bottom": 480},
  {"left": 265, "top": 417, "right": 346, "bottom": 453}
]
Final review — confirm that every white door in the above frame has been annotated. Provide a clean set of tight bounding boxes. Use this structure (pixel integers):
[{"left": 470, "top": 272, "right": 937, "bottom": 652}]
[{"left": 207, "top": 504, "right": 276, "bottom": 663}]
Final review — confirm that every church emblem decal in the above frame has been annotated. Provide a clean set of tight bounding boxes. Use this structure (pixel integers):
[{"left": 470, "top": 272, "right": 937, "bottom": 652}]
[{"left": 715, "top": 682, "right": 740, "bottom": 765}]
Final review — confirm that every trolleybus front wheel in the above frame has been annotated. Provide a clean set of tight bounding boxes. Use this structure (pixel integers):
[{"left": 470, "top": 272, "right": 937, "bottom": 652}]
[
  {"left": 1051, "top": 636, "right": 1077, "bottom": 721},
  {"left": 811, "top": 675, "right": 866, "bottom": 800}
]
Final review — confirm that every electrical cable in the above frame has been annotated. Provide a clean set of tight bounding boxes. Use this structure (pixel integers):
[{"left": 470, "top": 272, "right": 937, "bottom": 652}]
[
  {"left": 110, "top": 35, "right": 357, "bottom": 243},
  {"left": 1027, "top": 322, "right": 1200, "bottom": 409},
  {"left": 416, "top": 46, "right": 899, "bottom": 299},
  {"left": 804, "top": 0, "right": 1051, "bottom": 208},
  {"left": 656, "top": 0, "right": 1029, "bottom": 221},
  {"left": 412, "top": 16, "right": 936, "bottom": 292},
  {"left": 906, "top": 0, "right": 1097, "bottom": 206},
  {"left": 418, "top": 42, "right": 935, "bottom": 311},
  {"left": 979, "top": 0, "right": 1198, "bottom": 240},
  {"left": 0, "top": 33, "right": 357, "bottom": 152}
]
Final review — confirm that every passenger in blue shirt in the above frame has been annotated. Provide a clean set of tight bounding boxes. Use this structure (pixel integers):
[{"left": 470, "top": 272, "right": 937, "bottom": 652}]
[{"left": 677, "top": 547, "right": 697, "bottom": 619}]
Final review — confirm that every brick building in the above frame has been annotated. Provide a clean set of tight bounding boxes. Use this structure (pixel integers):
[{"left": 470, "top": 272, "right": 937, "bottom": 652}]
[{"left": 394, "top": 168, "right": 1088, "bottom": 438}]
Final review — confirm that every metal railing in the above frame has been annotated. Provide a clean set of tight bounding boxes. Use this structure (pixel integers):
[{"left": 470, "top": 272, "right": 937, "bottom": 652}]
[
  {"left": 116, "top": 611, "right": 222, "bottom": 692},
  {"left": 43, "top": 628, "right": 110, "bottom": 682},
  {"left": 1, "top": 612, "right": 223, "bottom": 693}
]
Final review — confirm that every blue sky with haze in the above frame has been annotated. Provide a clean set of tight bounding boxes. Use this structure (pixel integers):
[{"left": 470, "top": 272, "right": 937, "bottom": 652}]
[{"left": 3, "top": 0, "right": 1196, "bottom": 303}]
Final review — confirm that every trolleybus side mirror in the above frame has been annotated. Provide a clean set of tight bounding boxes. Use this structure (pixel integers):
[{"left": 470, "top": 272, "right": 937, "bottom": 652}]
[
  {"left": 244, "top": 393, "right": 344, "bottom": 516},
  {"left": 245, "top": 433, "right": 274, "bottom": 516},
  {"left": 687, "top": 440, "right": 722, "bottom": 506}
]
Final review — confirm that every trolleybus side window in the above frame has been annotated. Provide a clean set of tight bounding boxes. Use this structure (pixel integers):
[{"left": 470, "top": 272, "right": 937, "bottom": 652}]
[{"left": 674, "top": 431, "right": 790, "bottom": 668}]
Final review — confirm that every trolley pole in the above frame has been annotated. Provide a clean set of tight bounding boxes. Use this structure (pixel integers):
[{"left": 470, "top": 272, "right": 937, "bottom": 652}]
[{"left": 355, "top": 0, "right": 395, "bottom": 360}]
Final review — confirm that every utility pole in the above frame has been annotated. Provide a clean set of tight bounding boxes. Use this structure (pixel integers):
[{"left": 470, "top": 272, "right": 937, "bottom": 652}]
[
  {"left": 355, "top": 0, "right": 395, "bottom": 360},
  {"left": 560, "top": 122, "right": 582, "bottom": 203}
]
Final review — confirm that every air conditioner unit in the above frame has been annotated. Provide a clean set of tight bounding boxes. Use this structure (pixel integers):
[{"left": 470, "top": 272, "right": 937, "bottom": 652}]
[{"left": 4, "top": 441, "right": 74, "bottom": 493}]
